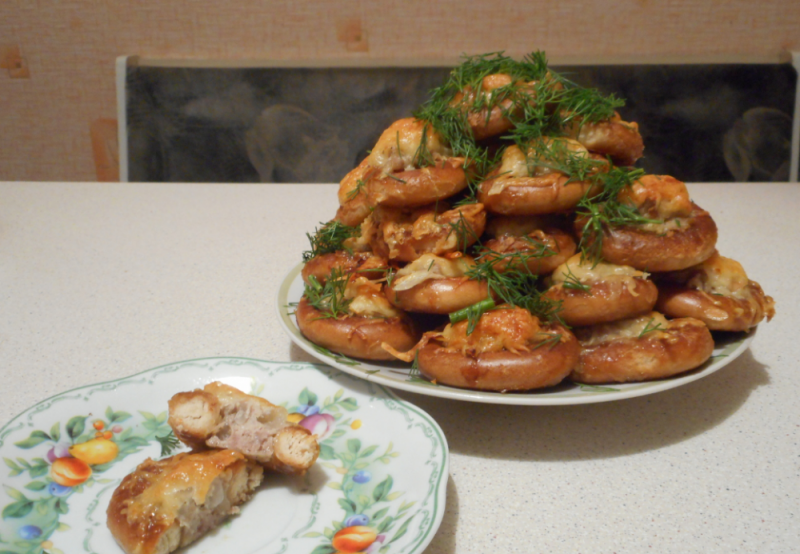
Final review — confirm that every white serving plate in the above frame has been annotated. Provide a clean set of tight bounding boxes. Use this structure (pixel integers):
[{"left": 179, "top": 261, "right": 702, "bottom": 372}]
[
  {"left": 278, "top": 263, "right": 755, "bottom": 406},
  {"left": 0, "top": 358, "right": 448, "bottom": 554}
]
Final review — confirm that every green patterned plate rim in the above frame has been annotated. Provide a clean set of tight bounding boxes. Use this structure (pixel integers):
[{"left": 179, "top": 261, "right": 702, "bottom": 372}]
[
  {"left": 278, "top": 262, "right": 756, "bottom": 406},
  {"left": 0, "top": 358, "right": 448, "bottom": 554}
]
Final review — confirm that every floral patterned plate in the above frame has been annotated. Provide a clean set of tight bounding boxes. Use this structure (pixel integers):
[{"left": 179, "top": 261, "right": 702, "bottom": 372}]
[
  {"left": 0, "top": 358, "right": 448, "bottom": 554},
  {"left": 278, "top": 263, "right": 756, "bottom": 405}
]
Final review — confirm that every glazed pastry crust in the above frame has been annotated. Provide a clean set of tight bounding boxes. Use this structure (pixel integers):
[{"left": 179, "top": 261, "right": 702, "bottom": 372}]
[
  {"left": 576, "top": 203, "right": 718, "bottom": 272},
  {"left": 571, "top": 316, "right": 714, "bottom": 383},
  {"left": 656, "top": 281, "right": 775, "bottom": 331},
  {"left": 545, "top": 278, "right": 658, "bottom": 327},
  {"left": 417, "top": 323, "right": 579, "bottom": 391},
  {"left": 296, "top": 296, "right": 420, "bottom": 360},
  {"left": 106, "top": 450, "right": 263, "bottom": 554},
  {"left": 366, "top": 158, "right": 467, "bottom": 209},
  {"left": 478, "top": 171, "right": 596, "bottom": 216},
  {"left": 387, "top": 277, "right": 491, "bottom": 314},
  {"left": 482, "top": 228, "right": 576, "bottom": 275},
  {"left": 301, "top": 251, "right": 388, "bottom": 286},
  {"left": 168, "top": 382, "right": 319, "bottom": 475}
]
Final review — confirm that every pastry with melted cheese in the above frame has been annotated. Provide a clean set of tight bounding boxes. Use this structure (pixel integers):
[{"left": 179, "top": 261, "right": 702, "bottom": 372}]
[
  {"left": 575, "top": 175, "right": 718, "bottom": 272},
  {"left": 543, "top": 254, "right": 658, "bottom": 326},
  {"left": 482, "top": 227, "right": 576, "bottom": 275},
  {"left": 168, "top": 382, "right": 319, "bottom": 475},
  {"left": 449, "top": 72, "right": 563, "bottom": 140},
  {"left": 564, "top": 111, "right": 645, "bottom": 166},
  {"left": 368, "top": 203, "right": 486, "bottom": 262},
  {"left": 106, "top": 449, "right": 263, "bottom": 554},
  {"left": 655, "top": 251, "right": 776, "bottom": 331},
  {"left": 386, "top": 306, "right": 579, "bottom": 391},
  {"left": 301, "top": 251, "right": 388, "bottom": 286},
  {"left": 477, "top": 138, "right": 607, "bottom": 216},
  {"left": 386, "top": 253, "right": 492, "bottom": 314},
  {"left": 571, "top": 312, "right": 714, "bottom": 383},
  {"left": 296, "top": 273, "right": 420, "bottom": 360},
  {"left": 334, "top": 118, "right": 467, "bottom": 226}
]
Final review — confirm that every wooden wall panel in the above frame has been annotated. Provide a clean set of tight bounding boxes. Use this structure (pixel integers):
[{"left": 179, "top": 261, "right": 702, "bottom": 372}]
[{"left": 1, "top": 0, "right": 799, "bottom": 181}]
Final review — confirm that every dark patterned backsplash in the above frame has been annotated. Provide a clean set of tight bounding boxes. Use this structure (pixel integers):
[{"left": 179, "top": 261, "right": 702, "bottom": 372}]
[{"left": 126, "top": 63, "right": 796, "bottom": 183}]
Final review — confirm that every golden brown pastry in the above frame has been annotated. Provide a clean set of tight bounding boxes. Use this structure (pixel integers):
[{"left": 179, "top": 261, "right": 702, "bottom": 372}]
[
  {"left": 107, "top": 449, "right": 263, "bottom": 554},
  {"left": 571, "top": 312, "right": 714, "bottom": 383},
  {"left": 575, "top": 175, "right": 718, "bottom": 272},
  {"left": 478, "top": 139, "right": 606, "bottom": 216},
  {"left": 168, "top": 382, "right": 319, "bottom": 475},
  {"left": 543, "top": 254, "right": 658, "bottom": 327},
  {"left": 386, "top": 306, "right": 579, "bottom": 391},
  {"left": 655, "top": 251, "right": 776, "bottom": 331},
  {"left": 385, "top": 253, "right": 492, "bottom": 314}
]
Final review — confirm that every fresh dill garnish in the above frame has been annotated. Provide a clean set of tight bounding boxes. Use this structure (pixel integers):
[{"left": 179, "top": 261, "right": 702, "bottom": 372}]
[
  {"left": 412, "top": 122, "right": 437, "bottom": 168},
  {"left": 304, "top": 270, "right": 351, "bottom": 318},
  {"left": 575, "top": 167, "right": 663, "bottom": 265},
  {"left": 560, "top": 265, "right": 592, "bottom": 292},
  {"left": 637, "top": 317, "right": 665, "bottom": 338},
  {"left": 414, "top": 50, "right": 628, "bottom": 194},
  {"left": 303, "top": 220, "right": 360, "bottom": 262},
  {"left": 520, "top": 137, "right": 607, "bottom": 183},
  {"left": 531, "top": 332, "right": 563, "bottom": 350},
  {"left": 387, "top": 174, "right": 407, "bottom": 183},
  {"left": 445, "top": 207, "right": 482, "bottom": 251},
  {"left": 345, "top": 179, "right": 366, "bottom": 201},
  {"left": 156, "top": 432, "right": 181, "bottom": 457},
  {"left": 466, "top": 247, "right": 562, "bottom": 323}
]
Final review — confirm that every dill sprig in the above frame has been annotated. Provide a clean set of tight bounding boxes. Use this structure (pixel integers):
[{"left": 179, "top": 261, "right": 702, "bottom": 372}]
[
  {"left": 520, "top": 137, "right": 607, "bottom": 182},
  {"left": 637, "top": 317, "right": 665, "bottom": 338},
  {"left": 156, "top": 432, "right": 181, "bottom": 457},
  {"left": 345, "top": 179, "right": 366, "bottom": 201},
  {"left": 302, "top": 220, "right": 361, "bottom": 262},
  {"left": 303, "top": 270, "right": 351, "bottom": 318},
  {"left": 560, "top": 265, "right": 592, "bottom": 292},
  {"left": 575, "top": 167, "right": 663, "bottom": 264},
  {"left": 466, "top": 247, "right": 562, "bottom": 323}
]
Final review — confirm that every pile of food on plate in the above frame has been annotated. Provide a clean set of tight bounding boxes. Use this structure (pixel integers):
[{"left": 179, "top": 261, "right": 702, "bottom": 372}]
[
  {"left": 296, "top": 51, "right": 776, "bottom": 392},
  {"left": 106, "top": 382, "right": 319, "bottom": 554}
]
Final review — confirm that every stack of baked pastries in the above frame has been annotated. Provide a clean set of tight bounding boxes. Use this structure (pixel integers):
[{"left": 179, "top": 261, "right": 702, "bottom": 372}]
[{"left": 296, "top": 51, "right": 775, "bottom": 392}]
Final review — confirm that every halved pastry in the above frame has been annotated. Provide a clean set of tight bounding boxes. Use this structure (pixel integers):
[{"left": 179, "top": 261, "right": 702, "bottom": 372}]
[
  {"left": 385, "top": 306, "right": 579, "bottom": 391},
  {"left": 543, "top": 254, "right": 658, "bottom": 326},
  {"left": 655, "top": 251, "right": 776, "bottom": 331},
  {"left": 107, "top": 449, "right": 263, "bottom": 554},
  {"left": 571, "top": 312, "right": 714, "bottom": 383},
  {"left": 168, "top": 382, "right": 319, "bottom": 475}
]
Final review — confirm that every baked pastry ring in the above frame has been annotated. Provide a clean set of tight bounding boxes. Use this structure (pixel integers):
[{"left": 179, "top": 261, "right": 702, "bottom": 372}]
[
  {"left": 450, "top": 72, "right": 563, "bottom": 140},
  {"left": 302, "top": 251, "right": 388, "bottom": 285},
  {"left": 107, "top": 450, "right": 263, "bottom": 554},
  {"left": 369, "top": 203, "right": 486, "bottom": 262},
  {"left": 385, "top": 254, "right": 491, "bottom": 314},
  {"left": 576, "top": 203, "right": 718, "bottom": 272},
  {"left": 396, "top": 306, "right": 579, "bottom": 391},
  {"left": 478, "top": 140, "right": 606, "bottom": 216},
  {"left": 543, "top": 254, "right": 658, "bottom": 326},
  {"left": 564, "top": 111, "right": 645, "bottom": 166},
  {"left": 571, "top": 312, "right": 714, "bottom": 383},
  {"left": 296, "top": 296, "right": 419, "bottom": 360},
  {"left": 366, "top": 158, "right": 467, "bottom": 209},
  {"left": 655, "top": 252, "right": 776, "bottom": 331},
  {"left": 482, "top": 228, "right": 576, "bottom": 275}
]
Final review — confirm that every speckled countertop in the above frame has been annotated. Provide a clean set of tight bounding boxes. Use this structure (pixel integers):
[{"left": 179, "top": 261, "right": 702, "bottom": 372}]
[{"left": 1, "top": 182, "right": 797, "bottom": 553}]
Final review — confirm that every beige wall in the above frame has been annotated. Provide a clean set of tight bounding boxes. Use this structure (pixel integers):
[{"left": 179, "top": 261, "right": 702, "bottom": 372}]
[{"left": 2, "top": 0, "right": 799, "bottom": 182}]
